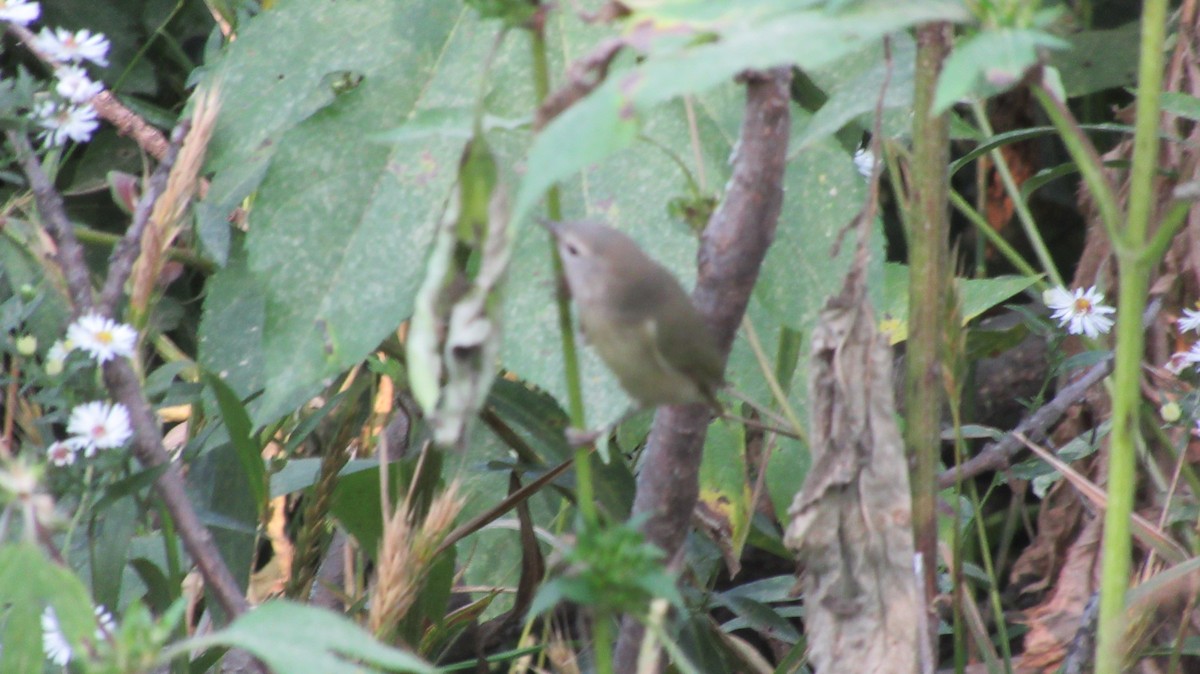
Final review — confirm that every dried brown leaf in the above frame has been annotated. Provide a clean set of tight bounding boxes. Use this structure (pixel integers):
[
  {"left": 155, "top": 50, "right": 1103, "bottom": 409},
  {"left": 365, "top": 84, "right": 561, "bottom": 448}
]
[{"left": 784, "top": 248, "right": 919, "bottom": 674}]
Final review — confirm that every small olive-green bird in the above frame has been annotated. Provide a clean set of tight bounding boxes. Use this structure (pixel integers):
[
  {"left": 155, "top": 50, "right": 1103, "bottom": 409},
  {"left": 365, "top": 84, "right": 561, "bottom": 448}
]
[{"left": 544, "top": 219, "right": 724, "bottom": 410}]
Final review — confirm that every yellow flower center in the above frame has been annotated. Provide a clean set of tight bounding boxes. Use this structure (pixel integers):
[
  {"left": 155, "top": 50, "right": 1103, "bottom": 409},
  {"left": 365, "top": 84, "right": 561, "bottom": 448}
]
[
  {"left": 96, "top": 329, "right": 114, "bottom": 345},
  {"left": 1073, "top": 298, "right": 1092, "bottom": 314}
]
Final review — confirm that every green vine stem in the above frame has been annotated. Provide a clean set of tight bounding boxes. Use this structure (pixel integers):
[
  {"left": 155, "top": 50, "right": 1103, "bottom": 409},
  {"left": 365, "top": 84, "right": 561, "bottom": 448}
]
[
  {"left": 529, "top": 16, "right": 598, "bottom": 532},
  {"left": 948, "top": 190, "right": 1042, "bottom": 281}
]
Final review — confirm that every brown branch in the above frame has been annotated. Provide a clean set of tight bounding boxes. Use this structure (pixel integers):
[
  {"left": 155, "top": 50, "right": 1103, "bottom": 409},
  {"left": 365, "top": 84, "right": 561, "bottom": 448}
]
[
  {"left": 6, "top": 24, "right": 171, "bottom": 161},
  {"left": 97, "top": 121, "right": 189, "bottom": 315},
  {"left": 90, "top": 90, "right": 170, "bottom": 160},
  {"left": 612, "top": 67, "right": 792, "bottom": 669},
  {"left": 534, "top": 37, "right": 624, "bottom": 131},
  {"left": 103, "top": 358, "right": 250, "bottom": 618},
  {"left": 6, "top": 131, "right": 94, "bottom": 311},
  {"left": 937, "top": 357, "right": 1113, "bottom": 490},
  {"left": 6, "top": 131, "right": 250, "bottom": 621}
]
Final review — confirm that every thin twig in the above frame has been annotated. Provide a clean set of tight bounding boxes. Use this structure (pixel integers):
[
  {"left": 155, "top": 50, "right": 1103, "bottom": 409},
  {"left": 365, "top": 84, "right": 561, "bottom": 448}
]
[
  {"left": 936, "top": 357, "right": 1112, "bottom": 489},
  {"left": 6, "top": 131, "right": 94, "bottom": 311},
  {"left": 535, "top": 37, "right": 624, "bottom": 130}
]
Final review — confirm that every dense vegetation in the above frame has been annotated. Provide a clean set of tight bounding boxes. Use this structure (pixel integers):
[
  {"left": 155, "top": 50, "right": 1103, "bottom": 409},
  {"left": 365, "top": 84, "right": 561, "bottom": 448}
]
[{"left": 0, "top": 1, "right": 1195, "bottom": 673}]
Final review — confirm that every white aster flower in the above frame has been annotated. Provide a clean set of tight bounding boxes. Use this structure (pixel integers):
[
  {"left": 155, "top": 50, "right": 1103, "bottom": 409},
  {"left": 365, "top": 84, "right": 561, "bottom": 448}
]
[
  {"left": 41, "top": 607, "right": 72, "bottom": 666},
  {"left": 1179, "top": 307, "right": 1200, "bottom": 333},
  {"left": 46, "top": 440, "right": 76, "bottom": 467},
  {"left": 0, "top": 0, "right": 40, "bottom": 26},
  {"left": 67, "top": 401, "right": 132, "bottom": 456},
  {"left": 1169, "top": 340, "right": 1200, "bottom": 374},
  {"left": 34, "top": 100, "right": 99, "bottom": 146},
  {"left": 47, "top": 338, "right": 73, "bottom": 362},
  {"left": 66, "top": 312, "right": 136, "bottom": 363},
  {"left": 1042, "top": 286, "right": 1074, "bottom": 311},
  {"left": 1043, "top": 285, "right": 1115, "bottom": 338},
  {"left": 34, "top": 27, "right": 110, "bottom": 66},
  {"left": 54, "top": 65, "right": 104, "bottom": 103},
  {"left": 852, "top": 146, "right": 877, "bottom": 179},
  {"left": 94, "top": 605, "right": 116, "bottom": 637},
  {"left": 41, "top": 605, "right": 115, "bottom": 666},
  {"left": 45, "top": 339, "right": 71, "bottom": 376}
]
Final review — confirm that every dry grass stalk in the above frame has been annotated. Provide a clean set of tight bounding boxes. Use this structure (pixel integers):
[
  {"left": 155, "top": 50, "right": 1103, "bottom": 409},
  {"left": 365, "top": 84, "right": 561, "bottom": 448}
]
[
  {"left": 368, "top": 480, "right": 464, "bottom": 639},
  {"left": 129, "top": 86, "right": 221, "bottom": 315}
]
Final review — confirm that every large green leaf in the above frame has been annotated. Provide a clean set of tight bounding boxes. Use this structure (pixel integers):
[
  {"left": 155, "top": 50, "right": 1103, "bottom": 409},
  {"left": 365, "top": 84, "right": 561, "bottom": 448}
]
[
  {"left": 173, "top": 601, "right": 435, "bottom": 674},
  {"left": 197, "top": 237, "right": 265, "bottom": 406},
  {"left": 200, "top": 0, "right": 521, "bottom": 422},
  {"left": 878, "top": 264, "right": 1040, "bottom": 344},
  {"left": 934, "top": 27, "right": 1069, "bottom": 114},
  {"left": 186, "top": 441, "right": 257, "bottom": 598},
  {"left": 1047, "top": 20, "right": 1140, "bottom": 98}
]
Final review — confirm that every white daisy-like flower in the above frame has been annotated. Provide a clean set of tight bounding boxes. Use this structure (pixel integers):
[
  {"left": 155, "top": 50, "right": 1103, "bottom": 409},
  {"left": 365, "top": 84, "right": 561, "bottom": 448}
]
[
  {"left": 853, "top": 146, "right": 877, "bottom": 179},
  {"left": 1042, "top": 286, "right": 1074, "bottom": 311},
  {"left": 1179, "top": 307, "right": 1200, "bottom": 333},
  {"left": 47, "top": 338, "right": 73, "bottom": 362},
  {"left": 34, "top": 27, "right": 110, "bottom": 66},
  {"left": 1043, "top": 285, "right": 1116, "bottom": 338},
  {"left": 41, "top": 607, "right": 72, "bottom": 666},
  {"left": 41, "top": 605, "right": 116, "bottom": 666},
  {"left": 34, "top": 100, "right": 100, "bottom": 146},
  {"left": 94, "top": 605, "right": 116, "bottom": 637},
  {"left": 0, "top": 0, "right": 40, "bottom": 26},
  {"left": 54, "top": 65, "right": 104, "bottom": 103},
  {"left": 67, "top": 401, "right": 132, "bottom": 457},
  {"left": 66, "top": 312, "right": 136, "bottom": 363},
  {"left": 1168, "top": 340, "right": 1200, "bottom": 374},
  {"left": 46, "top": 440, "right": 76, "bottom": 467},
  {"left": 45, "top": 339, "right": 72, "bottom": 376}
]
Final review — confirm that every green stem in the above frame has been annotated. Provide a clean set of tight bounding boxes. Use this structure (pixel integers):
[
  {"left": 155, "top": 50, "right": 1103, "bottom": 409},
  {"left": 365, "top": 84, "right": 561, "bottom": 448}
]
[
  {"left": 949, "top": 190, "right": 1042, "bottom": 282},
  {"left": 159, "top": 497, "right": 183, "bottom": 597},
  {"left": 73, "top": 225, "right": 215, "bottom": 272},
  {"left": 530, "top": 16, "right": 596, "bottom": 526},
  {"left": 1031, "top": 83, "right": 1124, "bottom": 245},
  {"left": 1098, "top": 257, "right": 1148, "bottom": 672},
  {"left": 969, "top": 102, "right": 1063, "bottom": 287},
  {"left": 965, "top": 479, "right": 1013, "bottom": 671},
  {"left": 906, "top": 24, "right": 953, "bottom": 647},
  {"left": 1096, "top": 1, "right": 1169, "bottom": 671},
  {"left": 593, "top": 612, "right": 614, "bottom": 674},
  {"left": 1144, "top": 199, "right": 1191, "bottom": 264}
]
